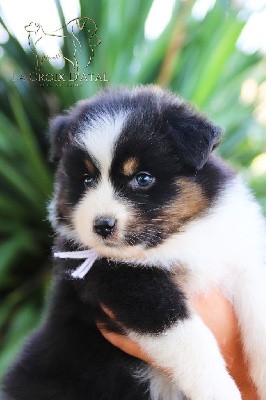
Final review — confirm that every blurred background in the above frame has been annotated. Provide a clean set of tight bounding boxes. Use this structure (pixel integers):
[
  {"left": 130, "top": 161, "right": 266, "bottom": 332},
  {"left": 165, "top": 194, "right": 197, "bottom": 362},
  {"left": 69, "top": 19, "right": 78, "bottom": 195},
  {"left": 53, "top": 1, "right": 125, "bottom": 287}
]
[{"left": 0, "top": 0, "right": 265, "bottom": 381}]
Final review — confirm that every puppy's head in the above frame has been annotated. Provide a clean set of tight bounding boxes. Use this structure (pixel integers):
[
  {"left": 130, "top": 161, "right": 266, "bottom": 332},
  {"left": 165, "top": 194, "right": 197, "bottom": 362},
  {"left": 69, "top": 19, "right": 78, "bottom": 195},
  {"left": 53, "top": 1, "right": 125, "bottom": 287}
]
[{"left": 49, "top": 86, "right": 222, "bottom": 259}]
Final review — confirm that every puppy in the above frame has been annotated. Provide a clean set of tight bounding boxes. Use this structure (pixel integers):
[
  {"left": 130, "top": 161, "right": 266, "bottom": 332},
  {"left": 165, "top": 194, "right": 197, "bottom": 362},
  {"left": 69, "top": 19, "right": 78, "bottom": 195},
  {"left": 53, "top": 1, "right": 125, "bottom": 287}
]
[{"left": 3, "top": 86, "right": 266, "bottom": 400}]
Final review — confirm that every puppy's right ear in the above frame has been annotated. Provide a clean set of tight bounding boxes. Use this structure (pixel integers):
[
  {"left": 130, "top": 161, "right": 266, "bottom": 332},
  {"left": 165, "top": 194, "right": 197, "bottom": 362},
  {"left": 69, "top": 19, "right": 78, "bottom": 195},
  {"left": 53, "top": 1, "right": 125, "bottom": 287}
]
[{"left": 49, "top": 115, "right": 71, "bottom": 163}]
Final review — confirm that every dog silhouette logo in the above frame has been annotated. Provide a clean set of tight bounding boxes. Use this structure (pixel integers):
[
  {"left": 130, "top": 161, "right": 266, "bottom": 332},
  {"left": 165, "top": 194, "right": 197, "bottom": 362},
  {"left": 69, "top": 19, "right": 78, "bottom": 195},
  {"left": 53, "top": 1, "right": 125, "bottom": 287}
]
[{"left": 25, "top": 17, "right": 101, "bottom": 71}]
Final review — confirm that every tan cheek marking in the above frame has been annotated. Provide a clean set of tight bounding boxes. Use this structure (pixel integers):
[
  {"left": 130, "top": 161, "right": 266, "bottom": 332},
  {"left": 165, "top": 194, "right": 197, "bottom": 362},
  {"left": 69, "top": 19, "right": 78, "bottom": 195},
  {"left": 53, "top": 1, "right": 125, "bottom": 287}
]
[
  {"left": 122, "top": 157, "right": 139, "bottom": 176},
  {"left": 85, "top": 159, "right": 95, "bottom": 174},
  {"left": 125, "top": 179, "right": 208, "bottom": 240},
  {"left": 160, "top": 178, "right": 208, "bottom": 230}
]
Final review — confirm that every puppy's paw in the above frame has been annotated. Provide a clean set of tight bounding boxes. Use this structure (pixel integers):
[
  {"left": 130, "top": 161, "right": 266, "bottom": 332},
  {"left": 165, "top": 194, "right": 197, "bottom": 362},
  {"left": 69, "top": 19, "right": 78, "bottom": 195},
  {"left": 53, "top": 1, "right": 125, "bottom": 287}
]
[
  {"left": 214, "top": 375, "right": 242, "bottom": 400},
  {"left": 188, "top": 374, "right": 241, "bottom": 400}
]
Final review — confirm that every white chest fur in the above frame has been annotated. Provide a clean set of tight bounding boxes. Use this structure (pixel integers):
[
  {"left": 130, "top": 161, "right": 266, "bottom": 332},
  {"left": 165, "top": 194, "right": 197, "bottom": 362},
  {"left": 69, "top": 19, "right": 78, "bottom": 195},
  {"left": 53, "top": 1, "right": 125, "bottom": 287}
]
[
  {"left": 141, "top": 176, "right": 266, "bottom": 292},
  {"left": 133, "top": 177, "right": 266, "bottom": 400}
]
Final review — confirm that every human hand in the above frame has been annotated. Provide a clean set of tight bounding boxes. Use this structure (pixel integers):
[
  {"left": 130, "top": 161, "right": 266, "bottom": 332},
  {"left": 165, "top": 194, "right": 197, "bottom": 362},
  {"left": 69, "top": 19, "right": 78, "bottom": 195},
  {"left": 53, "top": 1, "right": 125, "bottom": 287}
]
[{"left": 97, "top": 288, "right": 258, "bottom": 400}]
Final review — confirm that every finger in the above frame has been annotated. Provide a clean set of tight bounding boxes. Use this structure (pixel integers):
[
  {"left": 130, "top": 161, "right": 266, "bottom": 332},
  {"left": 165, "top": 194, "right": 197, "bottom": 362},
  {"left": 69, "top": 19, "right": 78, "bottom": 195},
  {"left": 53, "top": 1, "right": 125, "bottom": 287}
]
[
  {"left": 96, "top": 321, "right": 153, "bottom": 364},
  {"left": 100, "top": 303, "right": 118, "bottom": 321}
]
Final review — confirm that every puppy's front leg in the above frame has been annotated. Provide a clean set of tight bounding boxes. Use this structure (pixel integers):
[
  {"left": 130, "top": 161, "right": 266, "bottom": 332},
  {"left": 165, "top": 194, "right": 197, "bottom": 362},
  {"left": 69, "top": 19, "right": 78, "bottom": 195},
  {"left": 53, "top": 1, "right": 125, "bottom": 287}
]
[
  {"left": 130, "top": 315, "right": 241, "bottom": 400},
  {"left": 85, "top": 261, "right": 241, "bottom": 400}
]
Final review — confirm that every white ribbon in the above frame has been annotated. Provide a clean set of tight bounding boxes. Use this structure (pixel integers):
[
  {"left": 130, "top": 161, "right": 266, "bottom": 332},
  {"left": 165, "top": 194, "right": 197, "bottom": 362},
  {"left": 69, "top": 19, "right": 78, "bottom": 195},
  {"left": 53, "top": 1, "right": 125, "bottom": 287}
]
[{"left": 54, "top": 249, "right": 99, "bottom": 279}]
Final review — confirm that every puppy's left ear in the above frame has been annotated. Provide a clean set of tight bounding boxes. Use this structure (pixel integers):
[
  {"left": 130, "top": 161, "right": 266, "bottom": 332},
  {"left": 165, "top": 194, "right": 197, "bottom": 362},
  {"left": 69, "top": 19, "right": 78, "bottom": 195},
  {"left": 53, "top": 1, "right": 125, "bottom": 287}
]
[
  {"left": 165, "top": 103, "right": 222, "bottom": 171},
  {"left": 48, "top": 114, "right": 72, "bottom": 163}
]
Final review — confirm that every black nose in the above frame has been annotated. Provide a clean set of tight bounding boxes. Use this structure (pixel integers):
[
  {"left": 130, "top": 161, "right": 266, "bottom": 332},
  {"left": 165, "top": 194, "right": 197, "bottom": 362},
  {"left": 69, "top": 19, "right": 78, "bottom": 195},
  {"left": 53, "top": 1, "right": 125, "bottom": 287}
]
[{"left": 93, "top": 216, "right": 116, "bottom": 238}]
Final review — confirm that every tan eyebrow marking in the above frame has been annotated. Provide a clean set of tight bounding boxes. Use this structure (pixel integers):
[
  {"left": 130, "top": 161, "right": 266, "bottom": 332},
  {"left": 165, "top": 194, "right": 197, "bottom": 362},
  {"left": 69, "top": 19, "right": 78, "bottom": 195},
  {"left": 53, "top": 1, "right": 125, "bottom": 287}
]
[
  {"left": 122, "top": 157, "right": 139, "bottom": 176},
  {"left": 85, "top": 159, "right": 95, "bottom": 174}
]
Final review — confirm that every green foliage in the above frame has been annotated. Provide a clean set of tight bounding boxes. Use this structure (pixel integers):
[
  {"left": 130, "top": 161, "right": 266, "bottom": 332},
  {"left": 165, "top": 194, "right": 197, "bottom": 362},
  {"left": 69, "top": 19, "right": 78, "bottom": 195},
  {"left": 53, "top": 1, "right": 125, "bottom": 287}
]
[{"left": 0, "top": 0, "right": 265, "bottom": 377}]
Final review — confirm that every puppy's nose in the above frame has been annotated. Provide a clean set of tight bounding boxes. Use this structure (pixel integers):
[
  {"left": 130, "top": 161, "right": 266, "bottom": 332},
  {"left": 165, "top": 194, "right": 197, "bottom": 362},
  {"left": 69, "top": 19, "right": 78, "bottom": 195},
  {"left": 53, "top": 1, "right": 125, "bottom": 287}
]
[{"left": 93, "top": 216, "right": 116, "bottom": 238}]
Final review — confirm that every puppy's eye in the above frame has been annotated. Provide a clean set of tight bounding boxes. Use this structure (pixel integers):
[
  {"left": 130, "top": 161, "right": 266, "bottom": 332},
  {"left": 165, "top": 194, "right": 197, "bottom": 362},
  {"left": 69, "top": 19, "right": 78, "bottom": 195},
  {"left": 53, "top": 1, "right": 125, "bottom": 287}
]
[
  {"left": 134, "top": 172, "right": 155, "bottom": 188},
  {"left": 84, "top": 174, "right": 95, "bottom": 188}
]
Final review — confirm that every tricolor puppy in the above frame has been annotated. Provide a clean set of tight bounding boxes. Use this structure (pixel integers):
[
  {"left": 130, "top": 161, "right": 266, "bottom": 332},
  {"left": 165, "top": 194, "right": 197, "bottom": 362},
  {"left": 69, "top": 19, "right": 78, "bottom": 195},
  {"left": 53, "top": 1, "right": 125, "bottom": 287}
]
[{"left": 3, "top": 86, "right": 266, "bottom": 400}]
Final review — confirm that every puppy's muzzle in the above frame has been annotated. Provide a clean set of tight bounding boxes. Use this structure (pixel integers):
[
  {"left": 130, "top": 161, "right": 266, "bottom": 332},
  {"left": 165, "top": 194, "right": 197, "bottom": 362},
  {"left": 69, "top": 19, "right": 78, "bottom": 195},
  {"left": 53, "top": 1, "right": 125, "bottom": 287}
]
[{"left": 93, "top": 216, "right": 116, "bottom": 239}]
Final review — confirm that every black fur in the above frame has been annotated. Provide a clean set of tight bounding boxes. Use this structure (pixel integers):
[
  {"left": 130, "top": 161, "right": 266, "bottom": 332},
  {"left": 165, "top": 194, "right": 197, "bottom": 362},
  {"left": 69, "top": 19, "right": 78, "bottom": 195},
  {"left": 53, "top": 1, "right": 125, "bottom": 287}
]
[
  {"left": 2, "top": 276, "right": 150, "bottom": 400},
  {"left": 61, "top": 146, "right": 101, "bottom": 205},
  {"left": 164, "top": 102, "right": 222, "bottom": 170},
  {"left": 3, "top": 259, "right": 188, "bottom": 400},
  {"left": 2, "top": 86, "right": 234, "bottom": 399},
  {"left": 49, "top": 86, "right": 221, "bottom": 170}
]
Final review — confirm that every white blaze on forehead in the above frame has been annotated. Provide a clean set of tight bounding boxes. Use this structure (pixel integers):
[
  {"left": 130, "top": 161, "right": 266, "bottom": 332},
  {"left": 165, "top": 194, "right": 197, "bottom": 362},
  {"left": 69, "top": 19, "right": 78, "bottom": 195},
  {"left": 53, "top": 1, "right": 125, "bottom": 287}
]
[
  {"left": 72, "top": 110, "right": 135, "bottom": 253},
  {"left": 76, "top": 111, "right": 128, "bottom": 175}
]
